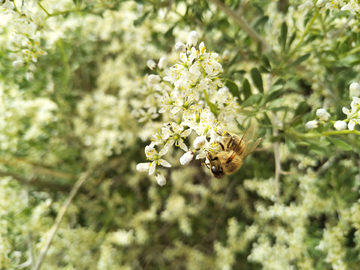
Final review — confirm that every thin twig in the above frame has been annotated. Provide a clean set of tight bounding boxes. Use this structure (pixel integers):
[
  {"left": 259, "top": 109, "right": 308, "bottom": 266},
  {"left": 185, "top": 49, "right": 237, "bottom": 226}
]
[
  {"left": 273, "top": 113, "right": 281, "bottom": 200},
  {"left": 331, "top": 15, "right": 354, "bottom": 38},
  {"left": 33, "top": 170, "right": 91, "bottom": 270},
  {"left": 207, "top": 0, "right": 273, "bottom": 52},
  {"left": 268, "top": 74, "right": 281, "bottom": 200}
]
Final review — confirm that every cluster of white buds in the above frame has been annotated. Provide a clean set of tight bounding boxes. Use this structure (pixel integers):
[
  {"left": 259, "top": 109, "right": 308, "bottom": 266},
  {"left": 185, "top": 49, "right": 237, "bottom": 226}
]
[
  {"left": 306, "top": 82, "right": 360, "bottom": 131},
  {"left": 136, "top": 31, "right": 240, "bottom": 185}
]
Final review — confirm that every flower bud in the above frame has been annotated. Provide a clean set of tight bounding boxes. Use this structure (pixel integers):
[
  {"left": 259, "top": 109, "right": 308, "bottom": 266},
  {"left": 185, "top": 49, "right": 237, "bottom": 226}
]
[
  {"left": 155, "top": 172, "right": 166, "bottom": 186},
  {"left": 349, "top": 82, "right": 360, "bottom": 98},
  {"left": 305, "top": 120, "right": 319, "bottom": 129},
  {"left": 136, "top": 163, "right": 149, "bottom": 172},
  {"left": 12, "top": 60, "right": 24, "bottom": 68},
  {"left": 334, "top": 121, "right": 347, "bottom": 131},
  {"left": 186, "top": 31, "right": 198, "bottom": 48},
  {"left": 316, "top": 108, "right": 330, "bottom": 121},
  {"left": 298, "top": 1, "right": 313, "bottom": 10},
  {"left": 147, "top": 60, "right": 157, "bottom": 70},
  {"left": 222, "top": 50, "right": 230, "bottom": 61},
  {"left": 8, "top": 53, "right": 18, "bottom": 60},
  {"left": 158, "top": 56, "right": 168, "bottom": 70},
  {"left": 26, "top": 71, "right": 34, "bottom": 82},
  {"left": 180, "top": 151, "right": 194, "bottom": 165},
  {"left": 316, "top": 0, "right": 326, "bottom": 7},
  {"left": 175, "top": 42, "right": 186, "bottom": 53},
  {"left": 148, "top": 74, "right": 161, "bottom": 84},
  {"left": 193, "top": 136, "right": 206, "bottom": 149}
]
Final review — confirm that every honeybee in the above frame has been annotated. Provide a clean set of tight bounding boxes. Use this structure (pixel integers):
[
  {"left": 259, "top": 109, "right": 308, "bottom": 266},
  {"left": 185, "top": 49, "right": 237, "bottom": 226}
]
[{"left": 205, "top": 125, "right": 261, "bottom": 179}]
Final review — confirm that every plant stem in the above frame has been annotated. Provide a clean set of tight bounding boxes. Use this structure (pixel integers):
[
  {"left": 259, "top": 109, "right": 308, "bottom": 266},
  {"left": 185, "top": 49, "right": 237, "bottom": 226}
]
[
  {"left": 33, "top": 170, "right": 91, "bottom": 270},
  {"left": 294, "top": 129, "right": 360, "bottom": 138},
  {"left": 287, "top": 9, "right": 320, "bottom": 60},
  {"left": 37, "top": 2, "right": 50, "bottom": 16}
]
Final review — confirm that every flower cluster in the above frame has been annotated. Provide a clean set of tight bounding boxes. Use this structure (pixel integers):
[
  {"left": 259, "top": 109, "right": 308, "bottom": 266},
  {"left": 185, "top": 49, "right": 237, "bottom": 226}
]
[
  {"left": 1, "top": 0, "right": 48, "bottom": 79},
  {"left": 136, "top": 31, "right": 240, "bottom": 185},
  {"left": 306, "top": 82, "right": 360, "bottom": 131}
]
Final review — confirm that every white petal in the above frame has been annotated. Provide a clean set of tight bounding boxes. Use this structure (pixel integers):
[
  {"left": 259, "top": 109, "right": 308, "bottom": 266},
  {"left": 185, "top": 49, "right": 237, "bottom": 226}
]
[
  {"left": 178, "top": 140, "right": 188, "bottom": 151},
  {"left": 149, "top": 162, "right": 156, "bottom": 175},
  {"left": 159, "top": 146, "right": 170, "bottom": 156},
  {"left": 160, "top": 159, "right": 172, "bottom": 167},
  {"left": 342, "top": 107, "right": 350, "bottom": 115},
  {"left": 181, "top": 128, "right": 192, "bottom": 138},
  {"left": 348, "top": 120, "right": 356, "bottom": 131}
]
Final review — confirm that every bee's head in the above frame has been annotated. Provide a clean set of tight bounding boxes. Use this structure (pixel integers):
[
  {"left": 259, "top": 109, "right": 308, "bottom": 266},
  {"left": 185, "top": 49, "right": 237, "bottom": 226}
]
[
  {"left": 206, "top": 152, "right": 225, "bottom": 179},
  {"left": 211, "top": 164, "right": 225, "bottom": 179}
]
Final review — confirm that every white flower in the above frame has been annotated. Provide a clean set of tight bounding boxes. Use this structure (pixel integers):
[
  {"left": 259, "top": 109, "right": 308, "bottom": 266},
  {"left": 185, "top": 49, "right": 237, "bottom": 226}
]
[
  {"left": 144, "top": 146, "right": 171, "bottom": 175},
  {"left": 349, "top": 82, "right": 360, "bottom": 98},
  {"left": 306, "top": 120, "right": 319, "bottom": 129},
  {"left": 186, "top": 31, "right": 198, "bottom": 48},
  {"left": 334, "top": 121, "right": 347, "bottom": 131},
  {"left": 12, "top": 60, "right": 24, "bottom": 68},
  {"left": 148, "top": 74, "right": 161, "bottom": 84},
  {"left": 175, "top": 42, "right": 186, "bottom": 53},
  {"left": 158, "top": 56, "right": 168, "bottom": 70},
  {"left": 155, "top": 172, "right": 166, "bottom": 186},
  {"left": 316, "top": 0, "right": 327, "bottom": 7},
  {"left": 163, "top": 123, "right": 192, "bottom": 151},
  {"left": 342, "top": 97, "right": 360, "bottom": 130},
  {"left": 316, "top": 108, "right": 330, "bottom": 121},
  {"left": 341, "top": 3, "right": 357, "bottom": 12},
  {"left": 193, "top": 136, "right": 207, "bottom": 149},
  {"left": 147, "top": 60, "right": 157, "bottom": 70},
  {"left": 180, "top": 151, "right": 194, "bottom": 165}
]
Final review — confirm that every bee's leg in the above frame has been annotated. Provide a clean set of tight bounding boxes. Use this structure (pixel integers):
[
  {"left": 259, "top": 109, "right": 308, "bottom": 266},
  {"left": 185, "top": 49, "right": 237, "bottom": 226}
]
[
  {"left": 201, "top": 162, "right": 210, "bottom": 169},
  {"left": 215, "top": 130, "right": 223, "bottom": 136},
  {"left": 217, "top": 141, "right": 225, "bottom": 151}
]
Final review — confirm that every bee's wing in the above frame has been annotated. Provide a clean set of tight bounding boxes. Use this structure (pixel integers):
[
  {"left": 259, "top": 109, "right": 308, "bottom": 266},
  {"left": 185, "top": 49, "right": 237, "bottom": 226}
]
[
  {"left": 242, "top": 138, "right": 262, "bottom": 159},
  {"left": 225, "top": 125, "right": 256, "bottom": 163},
  {"left": 240, "top": 125, "right": 255, "bottom": 144}
]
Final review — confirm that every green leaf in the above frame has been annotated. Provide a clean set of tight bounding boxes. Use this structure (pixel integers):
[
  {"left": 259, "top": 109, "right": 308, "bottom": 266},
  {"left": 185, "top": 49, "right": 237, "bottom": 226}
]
[
  {"left": 328, "top": 137, "right": 352, "bottom": 151},
  {"left": 253, "top": 16, "right": 269, "bottom": 29},
  {"left": 241, "top": 94, "right": 263, "bottom": 108},
  {"left": 268, "top": 98, "right": 285, "bottom": 110},
  {"left": 289, "top": 53, "right": 311, "bottom": 67},
  {"left": 264, "top": 85, "right": 283, "bottom": 103},
  {"left": 287, "top": 32, "right": 297, "bottom": 52},
  {"left": 308, "top": 143, "right": 327, "bottom": 155},
  {"left": 225, "top": 79, "right": 240, "bottom": 99},
  {"left": 285, "top": 137, "right": 297, "bottom": 151},
  {"left": 259, "top": 66, "right": 270, "bottom": 73},
  {"left": 133, "top": 10, "right": 151, "bottom": 27},
  {"left": 250, "top": 68, "right": 264, "bottom": 93},
  {"left": 203, "top": 90, "right": 219, "bottom": 116},
  {"left": 261, "top": 55, "right": 271, "bottom": 69},
  {"left": 242, "top": 78, "right": 251, "bottom": 100},
  {"left": 294, "top": 101, "right": 308, "bottom": 116},
  {"left": 278, "top": 22, "right": 288, "bottom": 52}
]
